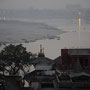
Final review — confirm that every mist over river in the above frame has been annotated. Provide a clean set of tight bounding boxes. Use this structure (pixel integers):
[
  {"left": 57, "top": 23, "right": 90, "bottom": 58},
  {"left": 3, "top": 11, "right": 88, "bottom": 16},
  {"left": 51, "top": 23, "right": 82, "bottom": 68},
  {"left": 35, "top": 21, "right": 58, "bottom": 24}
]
[
  {"left": 0, "top": 19, "right": 64, "bottom": 44},
  {"left": 0, "top": 18, "right": 90, "bottom": 59}
]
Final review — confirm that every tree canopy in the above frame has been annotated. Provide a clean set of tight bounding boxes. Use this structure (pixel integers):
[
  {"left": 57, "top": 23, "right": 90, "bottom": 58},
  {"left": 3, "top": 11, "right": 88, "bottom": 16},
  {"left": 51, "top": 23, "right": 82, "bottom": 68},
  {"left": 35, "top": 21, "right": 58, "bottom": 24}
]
[{"left": 0, "top": 44, "right": 34, "bottom": 75}]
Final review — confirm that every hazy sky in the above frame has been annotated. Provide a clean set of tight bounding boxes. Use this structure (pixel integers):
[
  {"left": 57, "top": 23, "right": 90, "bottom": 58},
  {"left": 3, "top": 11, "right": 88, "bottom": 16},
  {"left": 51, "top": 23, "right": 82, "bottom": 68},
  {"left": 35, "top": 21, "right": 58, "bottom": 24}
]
[{"left": 0, "top": 0, "right": 90, "bottom": 9}]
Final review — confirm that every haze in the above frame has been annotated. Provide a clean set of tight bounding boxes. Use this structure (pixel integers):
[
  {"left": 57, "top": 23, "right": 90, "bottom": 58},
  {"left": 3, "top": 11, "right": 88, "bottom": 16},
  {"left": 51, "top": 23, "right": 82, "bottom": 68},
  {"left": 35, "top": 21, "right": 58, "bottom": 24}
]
[{"left": 0, "top": 0, "right": 90, "bottom": 9}]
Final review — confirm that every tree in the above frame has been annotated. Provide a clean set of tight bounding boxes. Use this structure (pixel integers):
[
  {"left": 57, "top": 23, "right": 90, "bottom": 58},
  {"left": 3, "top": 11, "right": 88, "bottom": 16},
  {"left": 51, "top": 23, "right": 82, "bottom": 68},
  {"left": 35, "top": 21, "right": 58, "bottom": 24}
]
[{"left": 0, "top": 44, "right": 33, "bottom": 75}]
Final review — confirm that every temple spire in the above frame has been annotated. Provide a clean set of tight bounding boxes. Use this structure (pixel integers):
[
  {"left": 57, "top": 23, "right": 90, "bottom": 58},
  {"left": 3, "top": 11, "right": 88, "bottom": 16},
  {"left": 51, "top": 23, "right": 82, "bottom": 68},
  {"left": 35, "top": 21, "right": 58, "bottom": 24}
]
[
  {"left": 40, "top": 45, "right": 43, "bottom": 54},
  {"left": 38, "top": 45, "right": 45, "bottom": 57}
]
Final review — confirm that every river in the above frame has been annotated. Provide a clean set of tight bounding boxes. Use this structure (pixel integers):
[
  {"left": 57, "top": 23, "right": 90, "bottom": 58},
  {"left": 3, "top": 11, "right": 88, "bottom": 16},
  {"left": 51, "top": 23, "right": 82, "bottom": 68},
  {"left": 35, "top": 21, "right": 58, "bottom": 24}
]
[
  {"left": 22, "top": 18, "right": 90, "bottom": 59},
  {"left": 0, "top": 18, "right": 90, "bottom": 59}
]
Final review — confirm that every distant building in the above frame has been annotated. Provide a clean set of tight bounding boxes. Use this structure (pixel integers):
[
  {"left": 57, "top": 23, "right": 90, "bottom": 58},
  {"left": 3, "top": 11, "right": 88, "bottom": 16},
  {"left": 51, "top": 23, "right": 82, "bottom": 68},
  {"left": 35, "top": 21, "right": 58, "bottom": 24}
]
[
  {"left": 66, "top": 4, "right": 82, "bottom": 11},
  {"left": 55, "top": 49, "right": 90, "bottom": 71}
]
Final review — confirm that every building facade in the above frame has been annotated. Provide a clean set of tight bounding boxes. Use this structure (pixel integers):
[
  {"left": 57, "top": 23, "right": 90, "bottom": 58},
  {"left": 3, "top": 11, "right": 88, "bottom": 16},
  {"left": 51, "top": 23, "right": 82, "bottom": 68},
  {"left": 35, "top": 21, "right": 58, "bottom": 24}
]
[{"left": 61, "top": 49, "right": 90, "bottom": 70}]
